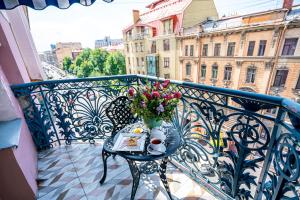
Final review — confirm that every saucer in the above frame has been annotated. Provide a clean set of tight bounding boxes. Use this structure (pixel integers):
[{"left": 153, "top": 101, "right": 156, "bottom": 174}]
[{"left": 147, "top": 144, "right": 166, "bottom": 155}]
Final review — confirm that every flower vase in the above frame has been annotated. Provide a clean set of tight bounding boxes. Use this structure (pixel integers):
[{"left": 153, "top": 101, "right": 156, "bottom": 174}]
[{"left": 143, "top": 116, "right": 162, "bottom": 130}]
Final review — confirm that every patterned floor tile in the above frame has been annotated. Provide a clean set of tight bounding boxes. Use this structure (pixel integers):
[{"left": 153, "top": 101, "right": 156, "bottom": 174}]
[{"left": 37, "top": 143, "right": 217, "bottom": 200}]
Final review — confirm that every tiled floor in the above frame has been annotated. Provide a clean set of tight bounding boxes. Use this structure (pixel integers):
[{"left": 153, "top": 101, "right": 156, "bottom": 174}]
[{"left": 37, "top": 143, "right": 217, "bottom": 200}]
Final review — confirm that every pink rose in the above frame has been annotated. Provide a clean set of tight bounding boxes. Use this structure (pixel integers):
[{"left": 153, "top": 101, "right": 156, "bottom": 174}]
[
  {"left": 163, "top": 94, "right": 173, "bottom": 101},
  {"left": 152, "top": 91, "right": 160, "bottom": 98},
  {"left": 128, "top": 88, "right": 135, "bottom": 96},
  {"left": 162, "top": 80, "right": 170, "bottom": 88},
  {"left": 143, "top": 91, "right": 152, "bottom": 100},
  {"left": 173, "top": 92, "right": 182, "bottom": 99},
  {"left": 154, "top": 82, "right": 161, "bottom": 90}
]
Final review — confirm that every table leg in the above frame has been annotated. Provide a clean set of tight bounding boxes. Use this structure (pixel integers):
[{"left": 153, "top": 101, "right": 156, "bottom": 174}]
[
  {"left": 127, "top": 160, "right": 140, "bottom": 200},
  {"left": 100, "top": 150, "right": 111, "bottom": 184},
  {"left": 159, "top": 157, "right": 173, "bottom": 200}
]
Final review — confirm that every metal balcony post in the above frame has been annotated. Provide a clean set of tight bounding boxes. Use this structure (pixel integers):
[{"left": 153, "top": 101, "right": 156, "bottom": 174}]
[{"left": 254, "top": 107, "right": 286, "bottom": 199}]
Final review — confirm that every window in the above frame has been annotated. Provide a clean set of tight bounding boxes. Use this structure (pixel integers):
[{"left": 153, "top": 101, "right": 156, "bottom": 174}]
[
  {"left": 126, "top": 44, "right": 129, "bottom": 52},
  {"left": 136, "top": 57, "right": 139, "bottom": 66},
  {"left": 163, "top": 39, "right": 170, "bottom": 51},
  {"left": 202, "top": 44, "right": 208, "bottom": 56},
  {"left": 282, "top": 38, "right": 298, "bottom": 56},
  {"left": 135, "top": 43, "right": 139, "bottom": 52},
  {"left": 164, "top": 73, "right": 170, "bottom": 79},
  {"left": 227, "top": 42, "right": 235, "bottom": 56},
  {"left": 151, "top": 41, "right": 156, "bottom": 53},
  {"left": 246, "top": 68, "right": 256, "bottom": 83},
  {"left": 200, "top": 64, "right": 206, "bottom": 78},
  {"left": 128, "top": 57, "right": 130, "bottom": 65},
  {"left": 141, "top": 57, "right": 145, "bottom": 66},
  {"left": 190, "top": 45, "right": 194, "bottom": 56},
  {"left": 296, "top": 75, "right": 300, "bottom": 89},
  {"left": 214, "top": 43, "right": 221, "bottom": 56},
  {"left": 164, "top": 57, "right": 170, "bottom": 68},
  {"left": 186, "top": 63, "right": 191, "bottom": 76},
  {"left": 273, "top": 70, "right": 288, "bottom": 87},
  {"left": 258, "top": 40, "right": 267, "bottom": 56},
  {"left": 185, "top": 45, "right": 188, "bottom": 56},
  {"left": 163, "top": 19, "right": 172, "bottom": 34},
  {"left": 224, "top": 66, "right": 232, "bottom": 81},
  {"left": 247, "top": 41, "right": 255, "bottom": 56},
  {"left": 212, "top": 65, "right": 218, "bottom": 79},
  {"left": 138, "top": 71, "right": 140, "bottom": 74},
  {"left": 140, "top": 42, "right": 144, "bottom": 52}
]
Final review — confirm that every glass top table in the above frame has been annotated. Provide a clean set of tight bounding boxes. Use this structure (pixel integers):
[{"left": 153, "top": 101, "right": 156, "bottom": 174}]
[{"left": 100, "top": 121, "right": 181, "bottom": 200}]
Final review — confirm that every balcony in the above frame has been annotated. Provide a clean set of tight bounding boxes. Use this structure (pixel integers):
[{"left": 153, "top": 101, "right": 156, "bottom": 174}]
[{"left": 11, "top": 75, "right": 300, "bottom": 200}]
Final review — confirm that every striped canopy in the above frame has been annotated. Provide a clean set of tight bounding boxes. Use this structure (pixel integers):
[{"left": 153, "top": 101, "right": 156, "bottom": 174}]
[{"left": 0, "top": 0, "right": 113, "bottom": 10}]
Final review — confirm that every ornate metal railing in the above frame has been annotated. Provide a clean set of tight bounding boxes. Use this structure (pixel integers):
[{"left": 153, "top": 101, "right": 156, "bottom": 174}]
[{"left": 11, "top": 75, "right": 300, "bottom": 200}]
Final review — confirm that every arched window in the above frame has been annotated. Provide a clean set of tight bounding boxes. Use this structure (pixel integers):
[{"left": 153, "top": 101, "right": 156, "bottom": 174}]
[{"left": 186, "top": 63, "right": 191, "bottom": 76}]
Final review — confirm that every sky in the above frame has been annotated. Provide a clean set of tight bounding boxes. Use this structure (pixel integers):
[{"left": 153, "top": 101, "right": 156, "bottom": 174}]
[{"left": 28, "top": 0, "right": 300, "bottom": 52}]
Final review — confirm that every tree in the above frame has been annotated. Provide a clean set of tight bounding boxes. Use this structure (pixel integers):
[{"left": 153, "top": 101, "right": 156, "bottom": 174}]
[
  {"left": 62, "top": 57, "right": 72, "bottom": 72},
  {"left": 77, "top": 60, "right": 93, "bottom": 78},
  {"left": 91, "top": 49, "right": 108, "bottom": 73},
  {"left": 104, "top": 51, "right": 126, "bottom": 75},
  {"left": 61, "top": 49, "right": 125, "bottom": 78}
]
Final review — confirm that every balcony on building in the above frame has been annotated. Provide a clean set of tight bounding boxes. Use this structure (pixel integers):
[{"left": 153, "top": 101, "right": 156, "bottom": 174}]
[
  {"left": 1, "top": 0, "right": 300, "bottom": 200},
  {"left": 5, "top": 73, "right": 300, "bottom": 200}
]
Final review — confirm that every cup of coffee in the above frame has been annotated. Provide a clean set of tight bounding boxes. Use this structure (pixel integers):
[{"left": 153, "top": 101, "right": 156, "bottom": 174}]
[{"left": 149, "top": 138, "right": 166, "bottom": 153}]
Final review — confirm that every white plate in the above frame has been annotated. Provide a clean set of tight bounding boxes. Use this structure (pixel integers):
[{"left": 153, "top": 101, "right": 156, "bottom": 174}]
[
  {"left": 147, "top": 144, "right": 166, "bottom": 155},
  {"left": 112, "top": 134, "right": 146, "bottom": 152}
]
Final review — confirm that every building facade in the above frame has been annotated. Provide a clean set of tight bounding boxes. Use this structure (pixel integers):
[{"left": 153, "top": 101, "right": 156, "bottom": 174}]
[
  {"left": 123, "top": 0, "right": 218, "bottom": 79},
  {"left": 179, "top": 2, "right": 300, "bottom": 101},
  {"left": 124, "top": 0, "right": 300, "bottom": 101},
  {"left": 39, "top": 50, "right": 59, "bottom": 67},
  {"left": 95, "top": 36, "right": 123, "bottom": 48},
  {"left": 55, "top": 42, "right": 82, "bottom": 67}
]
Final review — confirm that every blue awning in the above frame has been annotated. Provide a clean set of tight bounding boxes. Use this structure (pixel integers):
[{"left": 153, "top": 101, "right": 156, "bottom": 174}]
[{"left": 0, "top": 0, "right": 113, "bottom": 10}]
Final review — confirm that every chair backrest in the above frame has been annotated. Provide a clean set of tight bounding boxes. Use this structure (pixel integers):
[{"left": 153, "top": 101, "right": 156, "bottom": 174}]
[{"left": 106, "top": 96, "right": 137, "bottom": 136}]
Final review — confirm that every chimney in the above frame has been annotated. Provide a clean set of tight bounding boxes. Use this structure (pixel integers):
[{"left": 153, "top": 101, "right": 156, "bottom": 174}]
[
  {"left": 132, "top": 10, "right": 140, "bottom": 24},
  {"left": 282, "top": 0, "right": 293, "bottom": 10}
]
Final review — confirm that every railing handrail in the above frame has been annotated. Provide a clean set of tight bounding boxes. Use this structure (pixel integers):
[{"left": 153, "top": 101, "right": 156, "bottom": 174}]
[
  {"left": 12, "top": 74, "right": 300, "bottom": 115},
  {"left": 137, "top": 75, "right": 285, "bottom": 106},
  {"left": 11, "top": 74, "right": 139, "bottom": 88}
]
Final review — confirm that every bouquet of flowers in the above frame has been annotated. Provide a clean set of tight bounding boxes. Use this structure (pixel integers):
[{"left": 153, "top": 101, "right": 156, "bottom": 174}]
[{"left": 127, "top": 80, "right": 181, "bottom": 129}]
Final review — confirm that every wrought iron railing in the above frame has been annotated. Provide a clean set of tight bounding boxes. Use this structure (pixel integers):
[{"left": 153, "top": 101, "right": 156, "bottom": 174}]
[{"left": 11, "top": 75, "right": 300, "bottom": 200}]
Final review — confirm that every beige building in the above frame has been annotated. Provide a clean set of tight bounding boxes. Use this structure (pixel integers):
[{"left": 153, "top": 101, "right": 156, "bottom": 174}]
[
  {"left": 55, "top": 42, "right": 82, "bottom": 67},
  {"left": 179, "top": 1, "right": 300, "bottom": 101},
  {"left": 123, "top": 0, "right": 218, "bottom": 79},
  {"left": 124, "top": 0, "right": 300, "bottom": 101}
]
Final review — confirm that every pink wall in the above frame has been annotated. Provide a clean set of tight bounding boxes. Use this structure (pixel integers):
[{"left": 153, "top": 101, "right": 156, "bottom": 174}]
[
  {"left": 0, "top": 12, "right": 30, "bottom": 84},
  {"left": 0, "top": 10, "right": 38, "bottom": 196},
  {"left": 0, "top": 66, "right": 38, "bottom": 195},
  {"left": 6, "top": 8, "right": 46, "bottom": 80}
]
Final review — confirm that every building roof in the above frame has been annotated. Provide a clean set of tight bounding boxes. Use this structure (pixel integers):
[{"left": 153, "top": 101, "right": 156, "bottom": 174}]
[
  {"left": 286, "top": 5, "right": 300, "bottom": 21},
  {"left": 139, "top": 0, "right": 191, "bottom": 24},
  {"left": 201, "top": 6, "right": 300, "bottom": 33},
  {"left": 123, "top": 0, "right": 191, "bottom": 32}
]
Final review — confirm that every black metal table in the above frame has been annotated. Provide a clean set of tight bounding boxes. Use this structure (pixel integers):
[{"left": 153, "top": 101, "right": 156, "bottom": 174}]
[{"left": 100, "top": 122, "right": 181, "bottom": 200}]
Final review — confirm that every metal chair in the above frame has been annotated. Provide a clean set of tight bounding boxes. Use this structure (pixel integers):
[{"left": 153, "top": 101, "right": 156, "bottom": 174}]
[{"left": 100, "top": 96, "right": 137, "bottom": 184}]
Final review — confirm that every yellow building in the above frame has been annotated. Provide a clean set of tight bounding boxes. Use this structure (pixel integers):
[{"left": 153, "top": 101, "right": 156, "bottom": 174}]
[
  {"left": 179, "top": 2, "right": 300, "bottom": 101},
  {"left": 123, "top": 0, "right": 218, "bottom": 79},
  {"left": 55, "top": 42, "right": 82, "bottom": 67}
]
